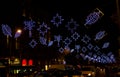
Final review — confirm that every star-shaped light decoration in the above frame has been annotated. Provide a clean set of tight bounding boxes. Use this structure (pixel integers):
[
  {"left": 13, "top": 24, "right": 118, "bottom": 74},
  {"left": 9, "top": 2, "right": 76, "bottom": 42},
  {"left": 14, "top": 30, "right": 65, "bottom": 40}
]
[
  {"left": 63, "top": 37, "right": 72, "bottom": 46},
  {"left": 65, "top": 18, "right": 79, "bottom": 33},
  {"left": 29, "top": 39, "right": 37, "bottom": 48},
  {"left": 71, "top": 32, "right": 80, "bottom": 41},
  {"left": 51, "top": 13, "right": 64, "bottom": 27},
  {"left": 37, "top": 22, "right": 50, "bottom": 36}
]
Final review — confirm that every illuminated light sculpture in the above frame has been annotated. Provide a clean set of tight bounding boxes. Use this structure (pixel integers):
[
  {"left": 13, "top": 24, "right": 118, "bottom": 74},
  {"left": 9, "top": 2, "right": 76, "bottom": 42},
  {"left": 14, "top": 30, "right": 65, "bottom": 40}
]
[
  {"left": 81, "top": 34, "right": 91, "bottom": 44},
  {"left": 93, "top": 54, "right": 97, "bottom": 59},
  {"left": 87, "top": 43, "right": 94, "bottom": 50},
  {"left": 84, "top": 8, "right": 104, "bottom": 26},
  {"left": 65, "top": 18, "right": 79, "bottom": 33},
  {"left": 29, "top": 39, "right": 37, "bottom": 48},
  {"left": 102, "top": 42, "right": 110, "bottom": 49},
  {"left": 63, "top": 37, "right": 72, "bottom": 46},
  {"left": 54, "top": 35, "right": 62, "bottom": 47},
  {"left": 37, "top": 22, "right": 50, "bottom": 36},
  {"left": 71, "top": 32, "right": 80, "bottom": 41},
  {"left": 39, "top": 37, "right": 47, "bottom": 46},
  {"left": 70, "top": 49, "right": 75, "bottom": 53},
  {"left": 93, "top": 45, "right": 100, "bottom": 52},
  {"left": 81, "top": 46, "right": 87, "bottom": 53},
  {"left": 59, "top": 47, "right": 64, "bottom": 53},
  {"left": 1, "top": 24, "right": 12, "bottom": 37},
  {"left": 23, "top": 20, "right": 36, "bottom": 38},
  {"left": 14, "top": 29, "right": 22, "bottom": 38},
  {"left": 48, "top": 41, "right": 54, "bottom": 47},
  {"left": 75, "top": 45, "right": 81, "bottom": 53},
  {"left": 94, "top": 30, "right": 107, "bottom": 41},
  {"left": 51, "top": 13, "right": 64, "bottom": 27}
]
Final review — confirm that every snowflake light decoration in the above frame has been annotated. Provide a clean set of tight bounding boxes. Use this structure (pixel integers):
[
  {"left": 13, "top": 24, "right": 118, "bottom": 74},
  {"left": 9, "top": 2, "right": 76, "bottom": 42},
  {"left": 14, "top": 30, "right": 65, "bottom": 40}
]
[
  {"left": 84, "top": 8, "right": 104, "bottom": 26},
  {"left": 37, "top": 22, "right": 50, "bottom": 36},
  {"left": 81, "top": 34, "right": 91, "bottom": 44},
  {"left": 102, "top": 42, "right": 110, "bottom": 49},
  {"left": 63, "top": 37, "right": 72, "bottom": 46},
  {"left": 65, "top": 18, "right": 79, "bottom": 33},
  {"left": 29, "top": 39, "right": 37, "bottom": 48},
  {"left": 1, "top": 24, "right": 12, "bottom": 37},
  {"left": 39, "top": 37, "right": 47, "bottom": 45},
  {"left": 94, "top": 30, "right": 106, "bottom": 41},
  {"left": 71, "top": 32, "right": 80, "bottom": 41},
  {"left": 54, "top": 35, "right": 62, "bottom": 47},
  {"left": 23, "top": 20, "right": 36, "bottom": 38},
  {"left": 51, "top": 13, "right": 64, "bottom": 27}
]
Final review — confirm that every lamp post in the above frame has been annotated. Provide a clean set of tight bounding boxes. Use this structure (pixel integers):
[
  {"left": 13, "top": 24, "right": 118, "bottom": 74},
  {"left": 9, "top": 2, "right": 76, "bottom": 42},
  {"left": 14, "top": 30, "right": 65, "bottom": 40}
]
[{"left": 15, "top": 29, "right": 22, "bottom": 50}]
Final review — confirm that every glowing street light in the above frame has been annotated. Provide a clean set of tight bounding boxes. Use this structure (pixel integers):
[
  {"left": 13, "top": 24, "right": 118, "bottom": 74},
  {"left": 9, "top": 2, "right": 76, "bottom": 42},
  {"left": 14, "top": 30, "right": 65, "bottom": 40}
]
[{"left": 14, "top": 29, "right": 22, "bottom": 50}]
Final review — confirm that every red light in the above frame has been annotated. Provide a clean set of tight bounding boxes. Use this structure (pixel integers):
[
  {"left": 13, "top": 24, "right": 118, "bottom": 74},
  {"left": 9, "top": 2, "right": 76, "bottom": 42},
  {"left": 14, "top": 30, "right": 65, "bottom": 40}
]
[
  {"left": 28, "top": 59, "right": 33, "bottom": 66},
  {"left": 22, "top": 59, "right": 27, "bottom": 66}
]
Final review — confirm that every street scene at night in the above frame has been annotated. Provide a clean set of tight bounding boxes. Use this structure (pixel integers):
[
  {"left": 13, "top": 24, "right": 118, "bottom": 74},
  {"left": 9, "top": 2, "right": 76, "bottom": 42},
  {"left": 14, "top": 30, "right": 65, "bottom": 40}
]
[{"left": 0, "top": 0, "right": 120, "bottom": 77}]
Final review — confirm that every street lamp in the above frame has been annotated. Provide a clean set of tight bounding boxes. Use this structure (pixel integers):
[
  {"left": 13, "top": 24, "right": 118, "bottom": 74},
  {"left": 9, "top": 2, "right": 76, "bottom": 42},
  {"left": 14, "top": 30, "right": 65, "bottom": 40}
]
[{"left": 14, "top": 29, "right": 22, "bottom": 50}]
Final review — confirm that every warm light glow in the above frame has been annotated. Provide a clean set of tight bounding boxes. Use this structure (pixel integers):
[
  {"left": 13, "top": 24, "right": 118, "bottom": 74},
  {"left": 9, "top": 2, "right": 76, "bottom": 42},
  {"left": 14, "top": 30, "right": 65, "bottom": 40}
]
[
  {"left": 22, "top": 59, "right": 27, "bottom": 66},
  {"left": 17, "top": 29, "right": 22, "bottom": 34},
  {"left": 28, "top": 59, "right": 33, "bottom": 66}
]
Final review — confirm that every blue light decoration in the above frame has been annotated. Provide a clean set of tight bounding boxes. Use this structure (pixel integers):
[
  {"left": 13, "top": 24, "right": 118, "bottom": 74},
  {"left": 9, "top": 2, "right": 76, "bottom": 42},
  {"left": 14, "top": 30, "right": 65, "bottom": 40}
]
[
  {"left": 59, "top": 47, "right": 64, "bottom": 53},
  {"left": 1, "top": 24, "right": 12, "bottom": 37},
  {"left": 87, "top": 43, "right": 94, "bottom": 50},
  {"left": 94, "top": 30, "right": 107, "bottom": 41},
  {"left": 65, "top": 18, "right": 79, "bottom": 33},
  {"left": 75, "top": 45, "right": 81, "bottom": 53},
  {"left": 37, "top": 22, "right": 50, "bottom": 36},
  {"left": 63, "top": 37, "right": 72, "bottom": 46},
  {"left": 51, "top": 13, "right": 64, "bottom": 27},
  {"left": 39, "top": 37, "right": 47, "bottom": 46},
  {"left": 23, "top": 20, "right": 36, "bottom": 38},
  {"left": 54, "top": 35, "right": 62, "bottom": 47},
  {"left": 14, "top": 30, "right": 22, "bottom": 38},
  {"left": 71, "top": 32, "right": 80, "bottom": 41},
  {"left": 84, "top": 8, "right": 104, "bottom": 26},
  {"left": 70, "top": 49, "right": 75, "bottom": 53},
  {"left": 81, "top": 34, "right": 91, "bottom": 44},
  {"left": 48, "top": 41, "right": 54, "bottom": 47},
  {"left": 93, "top": 45, "right": 100, "bottom": 52},
  {"left": 81, "top": 46, "right": 87, "bottom": 53},
  {"left": 102, "top": 42, "right": 110, "bottom": 49},
  {"left": 29, "top": 39, "right": 37, "bottom": 48}
]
